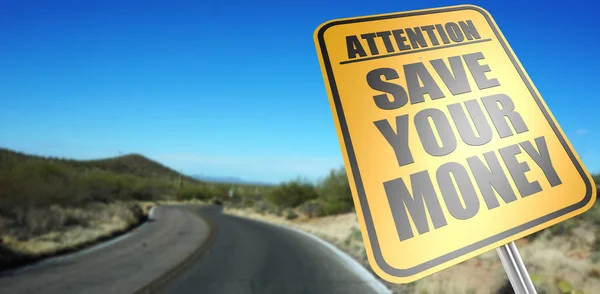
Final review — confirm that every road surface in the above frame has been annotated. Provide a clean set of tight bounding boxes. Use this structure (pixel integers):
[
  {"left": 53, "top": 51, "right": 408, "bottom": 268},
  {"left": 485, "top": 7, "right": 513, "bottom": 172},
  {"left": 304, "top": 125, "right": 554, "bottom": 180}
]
[
  {"left": 158, "top": 206, "right": 385, "bottom": 294},
  {"left": 0, "top": 206, "right": 209, "bottom": 294},
  {"left": 1, "top": 205, "right": 388, "bottom": 294}
]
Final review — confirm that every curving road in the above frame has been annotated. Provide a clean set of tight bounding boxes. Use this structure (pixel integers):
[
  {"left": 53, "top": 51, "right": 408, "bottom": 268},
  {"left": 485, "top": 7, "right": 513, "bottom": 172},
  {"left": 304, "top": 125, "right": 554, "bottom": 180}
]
[
  {"left": 158, "top": 206, "right": 386, "bottom": 294},
  {"left": 0, "top": 206, "right": 209, "bottom": 294},
  {"left": 0, "top": 205, "right": 388, "bottom": 294}
]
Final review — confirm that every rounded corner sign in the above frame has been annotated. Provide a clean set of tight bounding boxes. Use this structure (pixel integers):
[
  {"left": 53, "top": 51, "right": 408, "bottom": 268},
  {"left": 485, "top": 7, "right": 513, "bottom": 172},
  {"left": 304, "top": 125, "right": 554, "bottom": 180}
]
[{"left": 313, "top": 5, "right": 597, "bottom": 284}]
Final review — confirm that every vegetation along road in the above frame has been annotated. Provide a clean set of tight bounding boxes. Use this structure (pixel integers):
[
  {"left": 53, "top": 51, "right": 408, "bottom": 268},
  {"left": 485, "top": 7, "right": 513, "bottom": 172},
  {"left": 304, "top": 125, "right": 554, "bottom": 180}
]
[
  {"left": 4, "top": 148, "right": 600, "bottom": 293},
  {"left": 0, "top": 204, "right": 389, "bottom": 294}
]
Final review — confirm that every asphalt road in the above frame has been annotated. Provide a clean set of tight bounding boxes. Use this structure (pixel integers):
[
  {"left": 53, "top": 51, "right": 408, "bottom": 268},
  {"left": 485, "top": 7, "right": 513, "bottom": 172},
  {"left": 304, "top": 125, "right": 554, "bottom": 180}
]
[
  {"left": 0, "top": 206, "right": 209, "bottom": 294},
  {"left": 0, "top": 205, "right": 388, "bottom": 294},
  {"left": 159, "top": 206, "right": 386, "bottom": 294}
]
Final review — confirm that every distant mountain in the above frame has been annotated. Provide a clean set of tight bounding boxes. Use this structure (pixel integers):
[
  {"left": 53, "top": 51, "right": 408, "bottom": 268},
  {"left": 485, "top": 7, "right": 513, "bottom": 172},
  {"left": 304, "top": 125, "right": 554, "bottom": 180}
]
[
  {"left": 0, "top": 147, "right": 200, "bottom": 184},
  {"left": 192, "top": 175, "right": 273, "bottom": 186}
]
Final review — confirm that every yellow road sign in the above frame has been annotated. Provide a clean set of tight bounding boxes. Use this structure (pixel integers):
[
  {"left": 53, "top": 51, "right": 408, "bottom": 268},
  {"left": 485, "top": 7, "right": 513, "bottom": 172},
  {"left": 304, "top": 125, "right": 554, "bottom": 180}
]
[{"left": 314, "top": 4, "right": 596, "bottom": 284}]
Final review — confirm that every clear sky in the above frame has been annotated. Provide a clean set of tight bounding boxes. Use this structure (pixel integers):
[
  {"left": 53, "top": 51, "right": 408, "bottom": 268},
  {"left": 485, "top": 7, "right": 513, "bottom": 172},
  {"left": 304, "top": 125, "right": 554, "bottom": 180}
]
[{"left": 1, "top": 0, "right": 598, "bottom": 183}]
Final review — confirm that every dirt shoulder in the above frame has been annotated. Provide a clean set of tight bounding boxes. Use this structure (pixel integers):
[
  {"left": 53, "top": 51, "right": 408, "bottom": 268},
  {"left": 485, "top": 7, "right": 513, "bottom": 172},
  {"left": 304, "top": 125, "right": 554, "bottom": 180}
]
[{"left": 224, "top": 207, "right": 600, "bottom": 294}]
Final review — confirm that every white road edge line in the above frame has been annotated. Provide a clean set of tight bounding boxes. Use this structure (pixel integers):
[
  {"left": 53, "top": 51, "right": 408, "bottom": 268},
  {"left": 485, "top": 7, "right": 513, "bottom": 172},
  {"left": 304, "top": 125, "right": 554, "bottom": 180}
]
[
  {"left": 1, "top": 206, "right": 158, "bottom": 276},
  {"left": 236, "top": 215, "right": 393, "bottom": 294}
]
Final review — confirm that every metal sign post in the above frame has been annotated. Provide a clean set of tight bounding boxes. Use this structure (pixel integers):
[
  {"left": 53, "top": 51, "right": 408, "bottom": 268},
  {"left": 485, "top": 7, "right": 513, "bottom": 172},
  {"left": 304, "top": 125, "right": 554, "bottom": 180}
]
[{"left": 497, "top": 242, "right": 537, "bottom": 294}]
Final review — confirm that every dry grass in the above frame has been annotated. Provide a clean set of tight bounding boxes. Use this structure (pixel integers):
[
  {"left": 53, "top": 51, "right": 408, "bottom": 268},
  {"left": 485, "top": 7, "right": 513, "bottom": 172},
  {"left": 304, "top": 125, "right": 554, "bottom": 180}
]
[
  {"left": 152, "top": 199, "right": 208, "bottom": 206},
  {"left": 224, "top": 207, "right": 600, "bottom": 294},
  {"left": 0, "top": 201, "right": 149, "bottom": 271},
  {"left": 0, "top": 199, "right": 210, "bottom": 271},
  {"left": 226, "top": 207, "right": 358, "bottom": 239},
  {"left": 517, "top": 225, "right": 600, "bottom": 294}
]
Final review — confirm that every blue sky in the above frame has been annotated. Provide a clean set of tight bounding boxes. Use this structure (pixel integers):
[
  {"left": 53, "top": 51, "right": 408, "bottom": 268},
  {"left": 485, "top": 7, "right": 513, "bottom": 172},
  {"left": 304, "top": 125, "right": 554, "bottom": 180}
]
[{"left": 1, "top": 0, "right": 598, "bottom": 183}]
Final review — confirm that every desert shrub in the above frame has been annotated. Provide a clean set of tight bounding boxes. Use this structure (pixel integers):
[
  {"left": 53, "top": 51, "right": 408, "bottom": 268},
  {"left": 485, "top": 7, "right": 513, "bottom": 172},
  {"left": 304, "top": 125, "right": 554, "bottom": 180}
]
[
  {"left": 230, "top": 185, "right": 271, "bottom": 208},
  {"left": 0, "top": 148, "right": 200, "bottom": 254},
  {"left": 240, "top": 197, "right": 255, "bottom": 207},
  {"left": 253, "top": 201, "right": 267, "bottom": 214},
  {"left": 130, "top": 178, "right": 174, "bottom": 201},
  {"left": 283, "top": 167, "right": 356, "bottom": 218},
  {"left": 266, "top": 178, "right": 318, "bottom": 208},
  {"left": 320, "top": 199, "right": 352, "bottom": 216},
  {"left": 296, "top": 198, "right": 353, "bottom": 218},
  {"left": 546, "top": 218, "right": 580, "bottom": 236},
  {"left": 208, "top": 183, "right": 232, "bottom": 202},
  {"left": 344, "top": 227, "right": 363, "bottom": 246},
  {"left": 314, "top": 167, "right": 354, "bottom": 216},
  {"left": 0, "top": 161, "right": 76, "bottom": 207},
  {"left": 1, "top": 202, "right": 146, "bottom": 241},
  {"left": 585, "top": 201, "right": 600, "bottom": 225},
  {"left": 284, "top": 209, "right": 298, "bottom": 220},
  {"left": 74, "top": 170, "right": 123, "bottom": 203},
  {"left": 0, "top": 148, "right": 203, "bottom": 211},
  {"left": 11, "top": 206, "right": 80, "bottom": 237},
  {"left": 297, "top": 199, "right": 323, "bottom": 218},
  {"left": 317, "top": 167, "right": 352, "bottom": 203},
  {"left": 176, "top": 185, "right": 212, "bottom": 201},
  {"left": 252, "top": 199, "right": 282, "bottom": 215}
]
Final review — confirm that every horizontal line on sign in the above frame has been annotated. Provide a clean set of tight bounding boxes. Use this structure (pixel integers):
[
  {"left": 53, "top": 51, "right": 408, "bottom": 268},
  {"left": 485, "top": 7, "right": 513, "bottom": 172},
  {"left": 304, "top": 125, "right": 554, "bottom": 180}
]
[{"left": 339, "top": 38, "right": 493, "bottom": 65}]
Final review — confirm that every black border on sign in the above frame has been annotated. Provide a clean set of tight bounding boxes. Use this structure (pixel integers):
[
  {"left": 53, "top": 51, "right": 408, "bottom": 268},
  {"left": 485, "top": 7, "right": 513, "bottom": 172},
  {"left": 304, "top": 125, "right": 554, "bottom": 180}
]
[{"left": 316, "top": 5, "right": 593, "bottom": 277}]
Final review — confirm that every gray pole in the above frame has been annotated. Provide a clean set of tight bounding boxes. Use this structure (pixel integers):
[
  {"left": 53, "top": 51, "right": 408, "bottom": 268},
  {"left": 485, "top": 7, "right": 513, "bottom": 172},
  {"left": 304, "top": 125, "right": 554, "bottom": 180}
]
[{"left": 496, "top": 242, "right": 537, "bottom": 294}]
